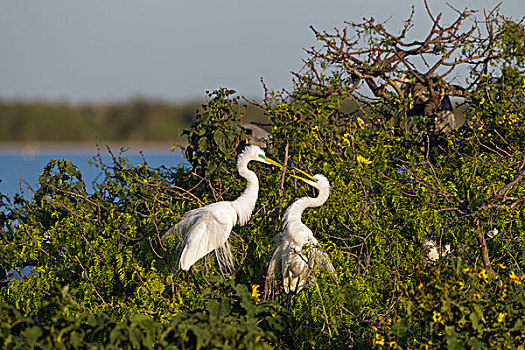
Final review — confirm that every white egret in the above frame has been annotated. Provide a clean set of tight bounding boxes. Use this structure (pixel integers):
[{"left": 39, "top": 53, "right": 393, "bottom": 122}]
[
  {"left": 164, "top": 145, "right": 282, "bottom": 274},
  {"left": 265, "top": 172, "right": 336, "bottom": 298},
  {"left": 486, "top": 228, "right": 499, "bottom": 239},
  {"left": 422, "top": 237, "right": 451, "bottom": 261}
]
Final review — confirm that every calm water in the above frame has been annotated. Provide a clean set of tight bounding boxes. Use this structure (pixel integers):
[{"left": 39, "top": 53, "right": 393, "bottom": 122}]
[{"left": 0, "top": 146, "right": 188, "bottom": 199}]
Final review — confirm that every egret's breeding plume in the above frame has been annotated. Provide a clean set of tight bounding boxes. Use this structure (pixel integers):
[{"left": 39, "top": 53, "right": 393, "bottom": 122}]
[
  {"left": 265, "top": 171, "right": 336, "bottom": 298},
  {"left": 164, "top": 145, "right": 282, "bottom": 274}
]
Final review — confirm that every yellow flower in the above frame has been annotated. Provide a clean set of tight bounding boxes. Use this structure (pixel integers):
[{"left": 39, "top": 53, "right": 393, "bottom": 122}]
[
  {"left": 310, "top": 125, "right": 320, "bottom": 140},
  {"left": 479, "top": 268, "right": 489, "bottom": 282},
  {"left": 373, "top": 333, "right": 385, "bottom": 346},
  {"left": 497, "top": 263, "right": 507, "bottom": 269},
  {"left": 432, "top": 311, "right": 442, "bottom": 323},
  {"left": 251, "top": 284, "right": 261, "bottom": 303},
  {"left": 497, "top": 312, "right": 506, "bottom": 322},
  {"left": 388, "top": 341, "right": 397, "bottom": 349},
  {"left": 480, "top": 97, "right": 485, "bottom": 105},
  {"left": 357, "top": 154, "right": 372, "bottom": 165},
  {"left": 342, "top": 132, "right": 352, "bottom": 146},
  {"left": 462, "top": 267, "right": 470, "bottom": 273},
  {"left": 509, "top": 271, "right": 522, "bottom": 285},
  {"left": 498, "top": 289, "right": 507, "bottom": 301},
  {"left": 357, "top": 117, "right": 366, "bottom": 129}
]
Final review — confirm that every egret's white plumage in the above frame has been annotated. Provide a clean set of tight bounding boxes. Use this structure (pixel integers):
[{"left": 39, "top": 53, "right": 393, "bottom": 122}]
[
  {"left": 164, "top": 145, "right": 282, "bottom": 274},
  {"left": 422, "top": 237, "right": 451, "bottom": 261},
  {"left": 265, "top": 174, "right": 336, "bottom": 298}
]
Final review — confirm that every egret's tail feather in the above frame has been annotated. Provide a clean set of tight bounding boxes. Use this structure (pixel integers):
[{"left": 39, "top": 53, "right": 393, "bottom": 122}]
[
  {"left": 215, "top": 241, "right": 235, "bottom": 275},
  {"left": 264, "top": 243, "right": 283, "bottom": 300}
]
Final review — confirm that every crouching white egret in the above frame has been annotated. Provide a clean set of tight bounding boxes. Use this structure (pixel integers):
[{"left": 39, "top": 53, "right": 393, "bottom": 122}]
[
  {"left": 164, "top": 145, "right": 282, "bottom": 274},
  {"left": 264, "top": 171, "right": 336, "bottom": 298}
]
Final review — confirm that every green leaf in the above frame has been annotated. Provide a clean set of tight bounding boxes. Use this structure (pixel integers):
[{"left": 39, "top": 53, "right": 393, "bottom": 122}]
[
  {"left": 469, "top": 337, "right": 483, "bottom": 350},
  {"left": 198, "top": 137, "right": 208, "bottom": 151},
  {"left": 21, "top": 326, "right": 42, "bottom": 345},
  {"left": 213, "top": 131, "right": 227, "bottom": 151}
]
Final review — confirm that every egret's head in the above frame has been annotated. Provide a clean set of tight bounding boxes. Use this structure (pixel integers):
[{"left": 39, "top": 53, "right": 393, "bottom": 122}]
[
  {"left": 310, "top": 174, "right": 330, "bottom": 190},
  {"left": 240, "top": 145, "right": 283, "bottom": 168},
  {"left": 290, "top": 169, "right": 330, "bottom": 190}
]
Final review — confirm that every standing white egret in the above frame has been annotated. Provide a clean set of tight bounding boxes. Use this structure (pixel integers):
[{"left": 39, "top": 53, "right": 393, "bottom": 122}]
[
  {"left": 164, "top": 145, "right": 282, "bottom": 274},
  {"left": 264, "top": 172, "right": 336, "bottom": 298}
]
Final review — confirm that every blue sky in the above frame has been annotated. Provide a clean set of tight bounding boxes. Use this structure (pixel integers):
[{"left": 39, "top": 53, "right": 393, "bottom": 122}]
[{"left": 1, "top": 0, "right": 523, "bottom": 103}]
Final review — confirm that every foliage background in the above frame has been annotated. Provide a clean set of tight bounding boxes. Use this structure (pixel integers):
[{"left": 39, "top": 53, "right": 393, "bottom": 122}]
[{"left": 1, "top": 5, "right": 525, "bottom": 349}]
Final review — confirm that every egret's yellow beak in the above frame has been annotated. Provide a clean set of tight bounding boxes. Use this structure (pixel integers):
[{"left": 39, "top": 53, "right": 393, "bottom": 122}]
[
  {"left": 289, "top": 167, "right": 318, "bottom": 183},
  {"left": 262, "top": 156, "right": 283, "bottom": 169}
]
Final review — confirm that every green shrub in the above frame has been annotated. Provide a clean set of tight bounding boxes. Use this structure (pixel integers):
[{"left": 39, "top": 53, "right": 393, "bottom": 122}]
[
  {"left": 374, "top": 260, "right": 525, "bottom": 349},
  {"left": 0, "top": 279, "right": 292, "bottom": 349}
]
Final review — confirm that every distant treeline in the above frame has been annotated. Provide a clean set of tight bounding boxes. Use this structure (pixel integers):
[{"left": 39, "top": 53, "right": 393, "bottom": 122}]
[{"left": 0, "top": 99, "right": 268, "bottom": 143}]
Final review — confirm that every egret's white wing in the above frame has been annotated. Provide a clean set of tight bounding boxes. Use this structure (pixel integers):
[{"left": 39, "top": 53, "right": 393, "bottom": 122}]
[
  {"left": 163, "top": 207, "right": 202, "bottom": 243},
  {"left": 203, "top": 203, "right": 237, "bottom": 274},
  {"left": 179, "top": 204, "right": 235, "bottom": 271},
  {"left": 162, "top": 211, "right": 199, "bottom": 266}
]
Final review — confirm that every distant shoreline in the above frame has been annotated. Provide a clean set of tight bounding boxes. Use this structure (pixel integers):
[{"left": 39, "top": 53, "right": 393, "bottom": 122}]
[{"left": 0, "top": 140, "right": 187, "bottom": 155}]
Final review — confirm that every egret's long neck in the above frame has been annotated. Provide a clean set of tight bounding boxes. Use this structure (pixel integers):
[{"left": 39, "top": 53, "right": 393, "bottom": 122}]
[
  {"left": 231, "top": 158, "right": 259, "bottom": 226},
  {"left": 283, "top": 185, "right": 330, "bottom": 229}
]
